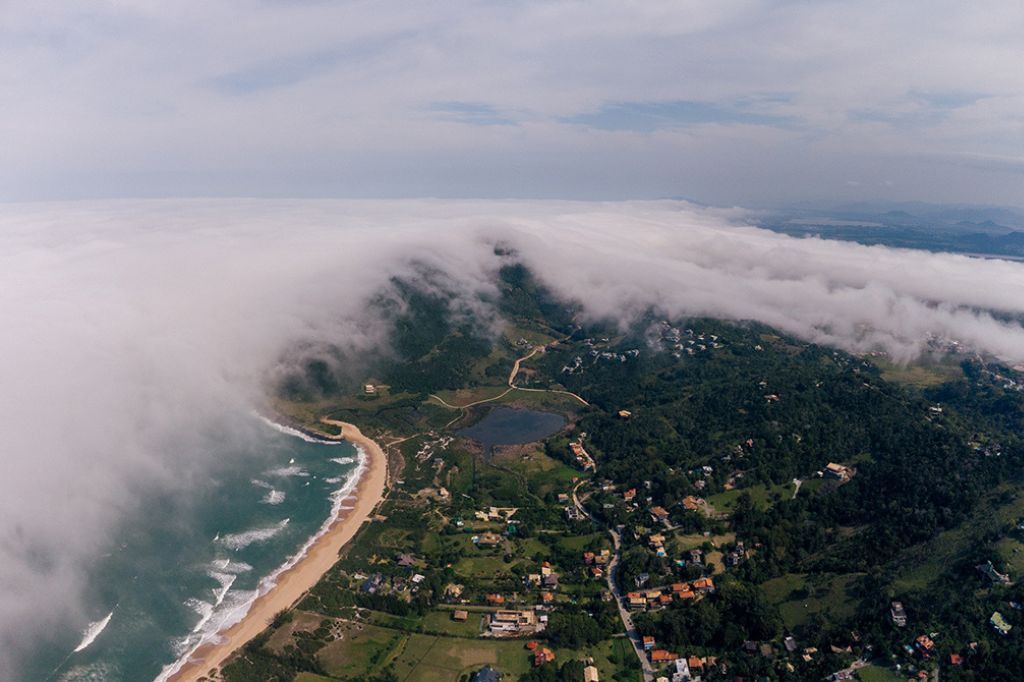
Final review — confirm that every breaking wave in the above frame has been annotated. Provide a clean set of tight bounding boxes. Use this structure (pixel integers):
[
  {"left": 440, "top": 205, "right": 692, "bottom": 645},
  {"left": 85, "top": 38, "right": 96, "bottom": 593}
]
[
  {"left": 72, "top": 609, "right": 114, "bottom": 653},
  {"left": 256, "top": 414, "right": 341, "bottom": 445},
  {"left": 155, "top": 446, "right": 366, "bottom": 682},
  {"left": 261, "top": 489, "right": 286, "bottom": 505},
  {"left": 216, "top": 519, "right": 290, "bottom": 551}
]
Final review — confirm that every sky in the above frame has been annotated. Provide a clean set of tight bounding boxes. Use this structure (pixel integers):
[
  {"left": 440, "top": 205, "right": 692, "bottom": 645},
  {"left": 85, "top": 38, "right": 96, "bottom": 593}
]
[
  {"left": 3, "top": 199, "right": 1024, "bottom": 677},
  {"left": 1, "top": 1, "right": 1022, "bottom": 206}
]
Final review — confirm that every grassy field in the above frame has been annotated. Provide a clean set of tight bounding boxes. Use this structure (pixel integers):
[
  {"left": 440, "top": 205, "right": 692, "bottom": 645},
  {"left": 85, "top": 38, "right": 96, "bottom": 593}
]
[
  {"left": 872, "top": 356, "right": 963, "bottom": 388},
  {"left": 761, "top": 572, "right": 861, "bottom": 630},
  {"left": 707, "top": 482, "right": 794, "bottom": 512},
  {"left": 997, "top": 535, "right": 1024, "bottom": 574},
  {"left": 671, "top": 532, "right": 735, "bottom": 552},
  {"left": 318, "top": 622, "right": 407, "bottom": 678},
  {"left": 494, "top": 448, "right": 581, "bottom": 499},
  {"left": 893, "top": 485, "right": 1024, "bottom": 593},
  {"left": 421, "top": 609, "right": 485, "bottom": 637},
  {"left": 856, "top": 664, "right": 903, "bottom": 681}
]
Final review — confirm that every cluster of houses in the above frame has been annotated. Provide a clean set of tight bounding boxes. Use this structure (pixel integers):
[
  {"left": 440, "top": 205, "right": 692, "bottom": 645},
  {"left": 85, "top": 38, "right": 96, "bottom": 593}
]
[
  {"left": 640, "top": 640, "right": 718, "bottom": 682},
  {"left": 582, "top": 549, "right": 611, "bottom": 579},
  {"left": 654, "top": 322, "right": 725, "bottom": 360},
  {"left": 626, "top": 578, "right": 715, "bottom": 611},
  {"left": 569, "top": 438, "right": 596, "bottom": 471},
  {"left": 560, "top": 337, "right": 641, "bottom": 374},
  {"left": 525, "top": 561, "right": 561, "bottom": 601}
]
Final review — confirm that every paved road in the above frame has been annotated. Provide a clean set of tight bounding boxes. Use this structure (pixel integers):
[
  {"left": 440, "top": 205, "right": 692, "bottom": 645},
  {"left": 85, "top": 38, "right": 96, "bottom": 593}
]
[{"left": 573, "top": 481, "right": 654, "bottom": 682}]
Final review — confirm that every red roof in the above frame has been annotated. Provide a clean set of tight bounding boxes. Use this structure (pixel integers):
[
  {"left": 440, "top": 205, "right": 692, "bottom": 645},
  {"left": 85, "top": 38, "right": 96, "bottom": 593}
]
[
  {"left": 651, "top": 650, "right": 677, "bottom": 662},
  {"left": 949, "top": 653, "right": 963, "bottom": 665}
]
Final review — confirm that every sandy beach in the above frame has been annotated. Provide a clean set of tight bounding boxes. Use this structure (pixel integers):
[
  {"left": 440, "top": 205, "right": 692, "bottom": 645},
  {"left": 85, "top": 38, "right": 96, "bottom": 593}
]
[{"left": 167, "top": 419, "right": 387, "bottom": 682}]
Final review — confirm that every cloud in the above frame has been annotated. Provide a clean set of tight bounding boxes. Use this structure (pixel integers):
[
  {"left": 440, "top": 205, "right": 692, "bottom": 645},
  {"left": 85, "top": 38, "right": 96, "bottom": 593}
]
[
  {"left": 562, "top": 100, "right": 796, "bottom": 132},
  {"left": 1, "top": 199, "right": 1023, "bottom": 676},
  {"left": 0, "top": 2, "right": 1022, "bottom": 204}
]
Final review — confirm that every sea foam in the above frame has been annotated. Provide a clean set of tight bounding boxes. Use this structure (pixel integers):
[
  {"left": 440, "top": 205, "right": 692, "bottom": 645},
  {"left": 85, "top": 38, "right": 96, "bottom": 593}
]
[
  {"left": 256, "top": 414, "right": 342, "bottom": 445},
  {"left": 155, "top": 445, "right": 367, "bottom": 682},
  {"left": 217, "top": 519, "right": 290, "bottom": 551},
  {"left": 73, "top": 609, "right": 114, "bottom": 653},
  {"left": 261, "top": 489, "right": 286, "bottom": 505}
]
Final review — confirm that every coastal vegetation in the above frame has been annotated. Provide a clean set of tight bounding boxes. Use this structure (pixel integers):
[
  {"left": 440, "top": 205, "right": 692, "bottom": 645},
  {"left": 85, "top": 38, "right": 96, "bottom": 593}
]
[{"left": 220, "top": 263, "right": 1024, "bottom": 681}]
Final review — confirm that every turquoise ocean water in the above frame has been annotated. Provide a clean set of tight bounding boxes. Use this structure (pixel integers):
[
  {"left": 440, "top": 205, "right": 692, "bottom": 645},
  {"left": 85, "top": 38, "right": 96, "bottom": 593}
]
[{"left": 22, "top": 417, "right": 359, "bottom": 682}]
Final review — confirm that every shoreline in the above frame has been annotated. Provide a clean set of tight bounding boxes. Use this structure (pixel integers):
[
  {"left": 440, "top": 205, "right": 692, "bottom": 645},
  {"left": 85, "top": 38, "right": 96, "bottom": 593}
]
[{"left": 166, "top": 419, "right": 388, "bottom": 682}]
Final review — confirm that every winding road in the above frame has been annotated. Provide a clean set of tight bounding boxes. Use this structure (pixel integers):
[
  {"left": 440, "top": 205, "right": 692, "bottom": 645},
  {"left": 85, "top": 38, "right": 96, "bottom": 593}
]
[
  {"left": 429, "top": 341, "right": 589, "bottom": 413},
  {"left": 572, "top": 481, "right": 654, "bottom": 682}
]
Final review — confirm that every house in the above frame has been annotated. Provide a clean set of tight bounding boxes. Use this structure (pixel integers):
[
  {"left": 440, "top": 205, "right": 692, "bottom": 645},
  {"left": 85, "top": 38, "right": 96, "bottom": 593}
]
[
  {"left": 650, "top": 506, "right": 670, "bottom": 523},
  {"left": 991, "top": 611, "right": 1013, "bottom": 635},
  {"left": 635, "top": 573, "right": 650, "bottom": 588},
  {"left": 671, "top": 658, "right": 691, "bottom": 682},
  {"left": 569, "top": 442, "right": 596, "bottom": 470},
  {"left": 651, "top": 649, "right": 678, "bottom": 663},
  {"left": 583, "top": 665, "right": 600, "bottom": 682},
  {"left": 949, "top": 653, "right": 963, "bottom": 666},
  {"left": 583, "top": 551, "right": 596, "bottom": 565},
  {"left": 658, "top": 593, "right": 673, "bottom": 607},
  {"left": 627, "top": 592, "right": 647, "bottom": 610},
  {"left": 692, "top": 577, "right": 715, "bottom": 594},
  {"left": 624, "top": 488, "right": 637, "bottom": 502},
  {"left": 533, "top": 648, "right": 556, "bottom": 666},
  {"left": 687, "top": 656, "right": 703, "bottom": 671},
  {"left": 565, "top": 506, "right": 585, "bottom": 521},
  {"left": 471, "top": 666, "right": 501, "bottom": 682},
  {"left": 682, "top": 496, "right": 702, "bottom": 511},
  {"left": 541, "top": 574, "right": 560, "bottom": 590},
  {"left": 618, "top": 410, "right": 632, "bottom": 419},
  {"left": 396, "top": 553, "right": 416, "bottom": 568},
  {"left": 478, "top": 532, "right": 504, "bottom": 547},
  {"left": 590, "top": 566, "right": 604, "bottom": 578},
  {"left": 977, "top": 560, "right": 1012, "bottom": 585},
  {"left": 824, "top": 463, "right": 852, "bottom": 481},
  {"left": 486, "top": 594, "right": 505, "bottom": 605},
  {"left": 363, "top": 384, "right": 377, "bottom": 394},
  {"left": 452, "top": 610, "right": 469, "bottom": 622},
  {"left": 643, "top": 636, "right": 656, "bottom": 651},
  {"left": 783, "top": 636, "right": 797, "bottom": 653},
  {"left": 596, "top": 549, "right": 611, "bottom": 565},
  {"left": 914, "top": 634, "right": 935, "bottom": 657},
  {"left": 490, "top": 610, "right": 537, "bottom": 634},
  {"left": 541, "top": 591, "right": 554, "bottom": 604},
  {"left": 890, "top": 601, "right": 908, "bottom": 627}
]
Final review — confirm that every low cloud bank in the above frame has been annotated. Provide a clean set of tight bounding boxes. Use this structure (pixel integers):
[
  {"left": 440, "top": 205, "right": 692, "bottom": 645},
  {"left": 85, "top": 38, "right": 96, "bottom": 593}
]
[{"left": 0, "top": 198, "right": 1022, "bottom": 676}]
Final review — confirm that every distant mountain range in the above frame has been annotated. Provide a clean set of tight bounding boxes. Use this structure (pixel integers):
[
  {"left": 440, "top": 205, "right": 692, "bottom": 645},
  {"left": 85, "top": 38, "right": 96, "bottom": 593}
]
[{"left": 754, "top": 202, "right": 1024, "bottom": 259}]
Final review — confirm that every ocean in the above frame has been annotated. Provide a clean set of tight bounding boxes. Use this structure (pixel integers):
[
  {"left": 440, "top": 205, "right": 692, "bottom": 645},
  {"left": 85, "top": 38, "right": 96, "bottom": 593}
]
[{"left": 22, "top": 417, "right": 360, "bottom": 682}]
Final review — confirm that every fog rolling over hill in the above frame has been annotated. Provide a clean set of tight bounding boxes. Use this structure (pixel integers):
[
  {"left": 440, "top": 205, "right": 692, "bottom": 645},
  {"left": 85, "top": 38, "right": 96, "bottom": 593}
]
[{"left": 2, "top": 198, "right": 1024, "bottom": 677}]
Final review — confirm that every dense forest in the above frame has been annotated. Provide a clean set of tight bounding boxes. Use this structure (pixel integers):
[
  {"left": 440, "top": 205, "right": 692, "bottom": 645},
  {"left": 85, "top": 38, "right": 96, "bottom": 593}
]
[{"left": 255, "top": 261, "right": 1024, "bottom": 681}]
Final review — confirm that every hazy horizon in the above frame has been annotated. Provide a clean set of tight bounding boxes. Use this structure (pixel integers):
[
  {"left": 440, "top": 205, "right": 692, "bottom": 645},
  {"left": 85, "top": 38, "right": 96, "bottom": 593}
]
[{"left": 2, "top": 2, "right": 1022, "bottom": 206}]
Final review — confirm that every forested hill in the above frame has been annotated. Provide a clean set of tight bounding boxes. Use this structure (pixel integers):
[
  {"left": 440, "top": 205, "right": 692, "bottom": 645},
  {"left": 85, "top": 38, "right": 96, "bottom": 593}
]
[{"left": 255, "top": 261, "right": 1024, "bottom": 682}]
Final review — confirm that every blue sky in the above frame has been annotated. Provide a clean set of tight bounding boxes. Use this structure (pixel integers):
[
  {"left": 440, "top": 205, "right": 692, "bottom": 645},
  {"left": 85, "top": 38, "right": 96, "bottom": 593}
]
[{"left": 0, "top": 1, "right": 1021, "bottom": 206}]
